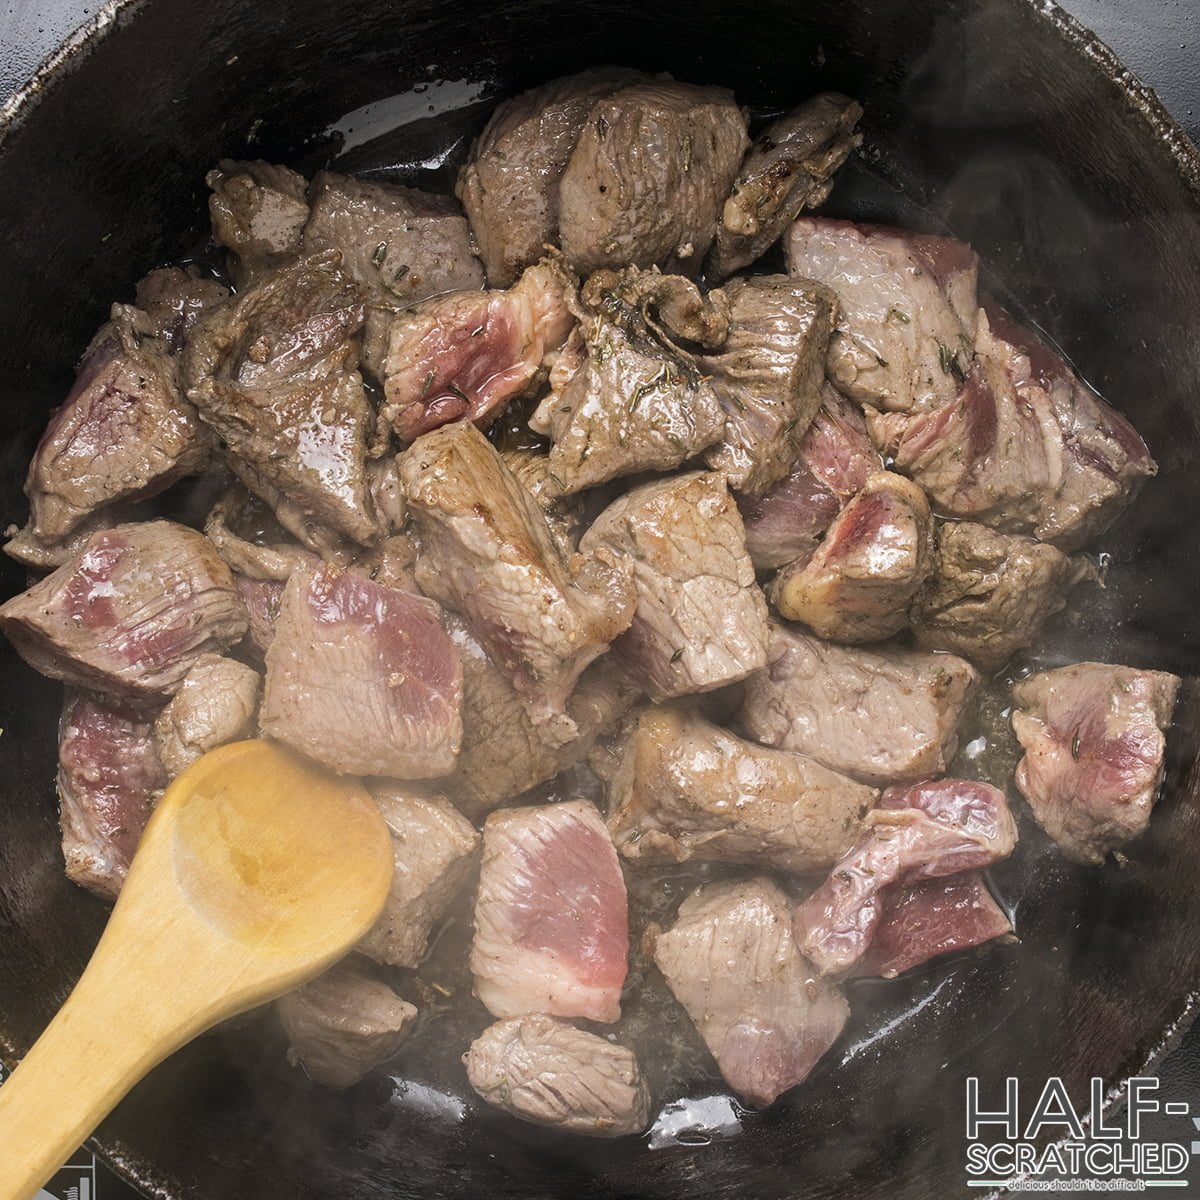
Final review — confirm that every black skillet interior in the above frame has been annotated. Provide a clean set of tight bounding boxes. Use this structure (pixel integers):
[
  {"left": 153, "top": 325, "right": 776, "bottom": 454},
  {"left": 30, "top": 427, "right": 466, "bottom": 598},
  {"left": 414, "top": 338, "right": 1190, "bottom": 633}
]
[{"left": 2, "top": 0, "right": 1200, "bottom": 1196}]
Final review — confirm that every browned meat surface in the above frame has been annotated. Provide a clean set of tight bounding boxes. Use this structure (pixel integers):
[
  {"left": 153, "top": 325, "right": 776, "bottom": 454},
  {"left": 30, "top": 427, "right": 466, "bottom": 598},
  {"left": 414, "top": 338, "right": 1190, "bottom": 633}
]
[
  {"left": 57, "top": 690, "right": 167, "bottom": 900},
  {"left": 203, "top": 484, "right": 316, "bottom": 582},
  {"left": 1011, "top": 662, "right": 1180, "bottom": 864},
  {"left": 702, "top": 275, "right": 835, "bottom": 495},
  {"left": 531, "top": 268, "right": 727, "bottom": 493},
  {"left": 559, "top": 80, "right": 748, "bottom": 275},
  {"left": 456, "top": 67, "right": 648, "bottom": 286},
  {"left": 235, "top": 574, "right": 285, "bottom": 660},
  {"left": 444, "top": 615, "right": 639, "bottom": 818},
  {"left": 0, "top": 521, "right": 246, "bottom": 699},
  {"left": 499, "top": 446, "right": 585, "bottom": 554},
  {"left": 400, "top": 422, "right": 634, "bottom": 746},
  {"left": 769, "top": 470, "right": 934, "bottom": 643},
  {"left": 786, "top": 218, "right": 978, "bottom": 414},
  {"left": 738, "top": 621, "right": 978, "bottom": 784},
  {"left": 349, "top": 532, "right": 420, "bottom": 593},
  {"left": 382, "top": 258, "right": 572, "bottom": 443},
  {"left": 24, "top": 303, "right": 212, "bottom": 543},
  {"left": 607, "top": 704, "right": 875, "bottom": 871},
  {"left": 134, "top": 266, "right": 230, "bottom": 354},
  {"left": 795, "top": 778, "right": 1017, "bottom": 977},
  {"left": 471, "top": 800, "right": 628, "bottom": 1022},
  {"left": 259, "top": 565, "right": 463, "bottom": 778},
  {"left": 910, "top": 521, "right": 1092, "bottom": 667},
  {"left": 276, "top": 956, "right": 417, "bottom": 1089},
  {"left": 4, "top": 508, "right": 129, "bottom": 571},
  {"left": 649, "top": 877, "right": 848, "bottom": 1107},
  {"left": 739, "top": 385, "right": 877, "bottom": 569},
  {"left": 302, "top": 170, "right": 484, "bottom": 381},
  {"left": 853, "top": 871, "right": 1012, "bottom": 980},
  {"left": 357, "top": 784, "right": 480, "bottom": 968},
  {"left": 710, "top": 93, "right": 863, "bottom": 279},
  {"left": 581, "top": 472, "right": 768, "bottom": 700},
  {"left": 207, "top": 159, "right": 310, "bottom": 287},
  {"left": 185, "top": 254, "right": 382, "bottom": 560},
  {"left": 152, "top": 653, "right": 261, "bottom": 777},
  {"left": 465, "top": 1014, "right": 650, "bottom": 1136}
]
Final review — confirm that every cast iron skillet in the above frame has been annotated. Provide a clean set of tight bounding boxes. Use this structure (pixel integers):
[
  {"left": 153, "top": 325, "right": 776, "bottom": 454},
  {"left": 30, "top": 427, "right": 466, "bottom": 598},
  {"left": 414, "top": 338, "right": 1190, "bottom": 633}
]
[{"left": 2, "top": 0, "right": 1200, "bottom": 1196}]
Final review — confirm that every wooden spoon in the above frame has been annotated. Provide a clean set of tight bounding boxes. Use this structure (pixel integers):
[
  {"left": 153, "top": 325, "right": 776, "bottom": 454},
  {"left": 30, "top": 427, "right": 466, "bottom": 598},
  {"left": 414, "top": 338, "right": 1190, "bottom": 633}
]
[{"left": 0, "top": 739, "right": 394, "bottom": 1200}]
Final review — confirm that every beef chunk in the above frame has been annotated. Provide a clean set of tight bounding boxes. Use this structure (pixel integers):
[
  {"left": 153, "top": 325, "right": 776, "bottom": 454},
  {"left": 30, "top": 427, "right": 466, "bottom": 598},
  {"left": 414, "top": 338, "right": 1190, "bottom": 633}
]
[
  {"left": 382, "top": 258, "right": 573, "bottom": 443},
  {"left": 786, "top": 218, "right": 979, "bottom": 414},
  {"left": 0, "top": 521, "right": 247, "bottom": 699},
  {"left": 648, "top": 877, "right": 848, "bottom": 1107},
  {"left": 276, "top": 956, "right": 416, "bottom": 1089},
  {"left": 702, "top": 275, "right": 836, "bottom": 496},
  {"left": 581, "top": 471, "right": 768, "bottom": 700},
  {"left": 530, "top": 268, "right": 726, "bottom": 493},
  {"left": 259, "top": 565, "right": 463, "bottom": 778},
  {"left": 853, "top": 872, "right": 1012, "bottom": 980},
  {"left": 153, "top": 653, "right": 261, "bottom": 777},
  {"left": 444, "top": 615, "right": 639, "bottom": 818},
  {"left": 739, "top": 385, "right": 878, "bottom": 569},
  {"left": 1011, "top": 662, "right": 1180, "bottom": 864},
  {"left": 25, "top": 303, "right": 212, "bottom": 542},
  {"left": 456, "top": 67, "right": 648, "bottom": 287},
  {"left": 185, "top": 254, "right": 383, "bottom": 560},
  {"left": 795, "top": 778, "right": 1017, "bottom": 977},
  {"left": 57, "top": 691, "right": 167, "bottom": 900},
  {"left": 134, "top": 266, "right": 230, "bottom": 354},
  {"left": 204, "top": 484, "right": 317, "bottom": 582},
  {"left": 399, "top": 422, "right": 634, "bottom": 746},
  {"left": 357, "top": 784, "right": 480, "bottom": 969},
  {"left": 499, "top": 446, "right": 585, "bottom": 554},
  {"left": 465, "top": 1014, "right": 650, "bottom": 1136},
  {"left": 910, "top": 522, "right": 1093, "bottom": 667},
  {"left": 207, "top": 159, "right": 309, "bottom": 287},
  {"left": 471, "top": 800, "right": 628, "bottom": 1023},
  {"left": 768, "top": 470, "right": 935, "bottom": 643},
  {"left": 738, "top": 622, "right": 978, "bottom": 784},
  {"left": 235, "top": 574, "right": 285, "bottom": 660},
  {"left": 608, "top": 704, "right": 875, "bottom": 871},
  {"left": 5, "top": 508, "right": 129, "bottom": 572},
  {"left": 302, "top": 170, "right": 484, "bottom": 380},
  {"left": 559, "top": 80, "right": 749, "bottom": 275},
  {"left": 710, "top": 93, "right": 863, "bottom": 279}
]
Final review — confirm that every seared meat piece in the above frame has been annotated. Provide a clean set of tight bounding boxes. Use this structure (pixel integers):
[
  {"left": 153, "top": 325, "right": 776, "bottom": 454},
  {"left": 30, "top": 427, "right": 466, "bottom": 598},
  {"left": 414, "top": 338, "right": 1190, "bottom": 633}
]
[
  {"left": 0, "top": 521, "right": 247, "bottom": 700},
  {"left": 457, "top": 67, "right": 648, "bottom": 287},
  {"left": 4, "top": 507, "right": 128, "bottom": 571},
  {"left": 608, "top": 704, "right": 875, "bottom": 871},
  {"left": 57, "top": 691, "right": 167, "bottom": 900},
  {"left": 465, "top": 1014, "right": 650, "bottom": 1136},
  {"left": 471, "top": 800, "right": 628, "bottom": 1023},
  {"left": 382, "top": 258, "right": 573, "bottom": 443},
  {"left": 853, "top": 871, "right": 1012, "bottom": 980},
  {"left": 153, "top": 653, "right": 260, "bottom": 777},
  {"left": 358, "top": 784, "right": 480, "bottom": 969},
  {"left": 530, "top": 268, "right": 726, "bottom": 493},
  {"left": 739, "top": 385, "right": 878, "bottom": 569},
  {"left": 445, "top": 615, "right": 639, "bottom": 818},
  {"left": 1011, "top": 662, "right": 1180, "bottom": 864},
  {"left": 738, "top": 622, "right": 978, "bottom": 785},
  {"left": 25, "top": 303, "right": 212, "bottom": 542},
  {"left": 276, "top": 956, "right": 417, "bottom": 1089},
  {"left": 399, "top": 423, "right": 634, "bottom": 746},
  {"left": 769, "top": 471, "right": 935, "bottom": 643},
  {"left": 207, "top": 159, "right": 309, "bottom": 287},
  {"left": 648, "top": 877, "right": 848, "bottom": 1107},
  {"left": 795, "top": 778, "right": 1017, "bottom": 977},
  {"left": 911, "top": 522, "right": 1092, "bottom": 668},
  {"left": 259, "top": 565, "right": 463, "bottom": 778},
  {"left": 204, "top": 484, "right": 316, "bottom": 582},
  {"left": 349, "top": 533, "right": 420, "bottom": 593},
  {"left": 499, "top": 446, "right": 584, "bottom": 553},
  {"left": 185, "top": 254, "right": 381, "bottom": 559},
  {"left": 235, "top": 574, "right": 285, "bottom": 660},
  {"left": 581, "top": 472, "right": 768, "bottom": 700},
  {"left": 702, "top": 275, "right": 836, "bottom": 496},
  {"left": 786, "top": 218, "right": 978, "bottom": 414},
  {"left": 302, "top": 171, "right": 484, "bottom": 380},
  {"left": 134, "top": 266, "right": 229, "bottom": 354},
  {"left": 559, "top": 80, "right": 749, "bottom": 274},
  {"left": 709, "top": 93, "right": 863, "bottom": 279}
]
